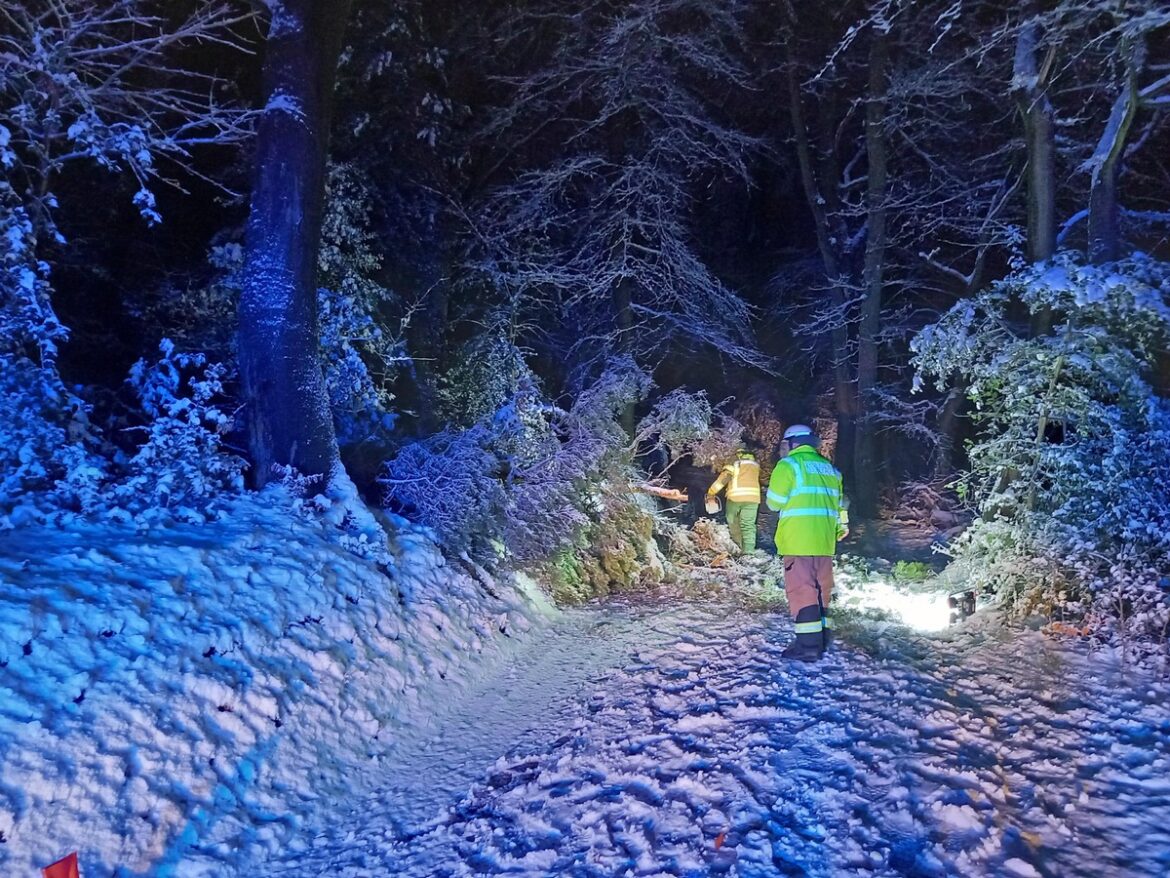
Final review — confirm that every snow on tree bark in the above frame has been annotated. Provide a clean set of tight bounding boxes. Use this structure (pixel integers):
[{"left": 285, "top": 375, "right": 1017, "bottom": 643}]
[
  {"left": 1012, "top": 13, "right": 1057, "bottom": 266},
  {"left": 1087, "top": 37, "right": 1144, "bottom": 265},
  {"left": 238, "top": 0, "right": 353, "bottom": 487}
]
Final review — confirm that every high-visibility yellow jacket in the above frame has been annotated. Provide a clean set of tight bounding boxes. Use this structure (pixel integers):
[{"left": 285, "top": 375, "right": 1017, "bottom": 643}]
[
  {"left": 707, "top": 454, "right": 761, "bottom": 503},
  {"left": 765, "top": 445, "right": 847, "bottom": 555}
]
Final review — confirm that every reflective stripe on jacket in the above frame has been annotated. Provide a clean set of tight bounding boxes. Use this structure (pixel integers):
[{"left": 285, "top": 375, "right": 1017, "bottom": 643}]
[
  {"left": 708, "top": 457, "right": 761, "bottom": 503},
  {"left": 765, "top": 446, "right": 844, "bottom": 555}
]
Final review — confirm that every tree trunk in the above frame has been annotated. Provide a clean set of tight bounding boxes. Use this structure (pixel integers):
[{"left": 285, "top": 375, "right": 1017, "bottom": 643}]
[
  {"left": 614, "top": 278, "right": 636, "bottom": 435},
  {"left": 1088, "top": 38, "right": 1143, "bottom": 265},
  {"left": 785, "top": 62, "right": 855, "bottom": 474},
  {"left": 238, "top": 0, "right": 353, "bottom": 487},
  {"left": 1013, "top": 15, "right": 1057, "bottom": 265},
  {"left": 933, "top": 383, "right": 967, "bottom": 481},
  {"left": 407, "top": 283, "right": 450, "bottom": 436},
  {"left": 852, "top": 32, "right": 890, "bottom": 518},
  {"left": 1013, "top": 12, "right": 1058, "bottom": 338}
]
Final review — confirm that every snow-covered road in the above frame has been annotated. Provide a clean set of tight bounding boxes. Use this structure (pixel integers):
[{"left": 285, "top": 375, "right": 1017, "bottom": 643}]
[{"left": 260, "top": 599, "right": 1170, "bottom": 878}]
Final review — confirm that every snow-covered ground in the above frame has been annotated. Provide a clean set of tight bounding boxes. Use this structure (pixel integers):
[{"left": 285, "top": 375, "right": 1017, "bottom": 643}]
[
  {"left": 0, "top": 492, "right": 549, "bottom": 877},
  {"left": 3, "top": 512, "right": 1169, "bottom": 877},
  {"left": 258, "top": 577, "right": 1170, "bottom": 877}
]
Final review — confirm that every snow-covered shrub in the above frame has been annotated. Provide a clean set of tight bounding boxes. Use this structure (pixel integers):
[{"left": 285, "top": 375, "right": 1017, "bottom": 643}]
[
  {"left": 0, "top": 183, "right": 105, "bottom": 517},
  {"left": 0, "top": 181, "right": 66, "bottom": 366},
  {"left": 386, "top": 373, "right": 562, "bottom": 560},
  {"left": 108, "top": 340, "right": 246, "bottom": 518},
  {"left": 382, "top": 421, "right": 511, "bottom": 557},
  {"left": 318, "top": 286, "right": 402, "bottom": 445},
  {"left": 1, "top": 5, "right": 248, "bottom": 522},
  {"left": 0, "top": 355, "right": 104, "bottom": 519},
  {"left": 318, "top": 163, "right": 405, "bottom": 446},
  {"left": 912, "top": 253, "right": 1170, "bottom": 637}
]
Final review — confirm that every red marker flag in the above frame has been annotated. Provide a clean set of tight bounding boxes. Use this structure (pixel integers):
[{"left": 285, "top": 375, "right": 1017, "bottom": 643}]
[{"left": 43, "top": 851, "right": 80, "bottom": 878}]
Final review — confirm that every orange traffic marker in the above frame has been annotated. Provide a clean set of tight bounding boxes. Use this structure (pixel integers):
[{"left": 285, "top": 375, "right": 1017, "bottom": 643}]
[{"left": 43, "top": 851, "right": 80, "bottom": 878}]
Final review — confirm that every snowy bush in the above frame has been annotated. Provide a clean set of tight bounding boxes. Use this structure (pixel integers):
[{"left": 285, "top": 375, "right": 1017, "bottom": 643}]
[
  {"left": 382, "top": 421, "right": 511, "bottom": 557},
  {"left": 108, "top": 341, "right": 246, "bottom": 519},
  {"left": 0, "top": 355, "right": 104, "bottom": 519},
  {"left": 0, "top": 181, "right": 66, "bottom": 366},
  {"left": 0, "top": 182, "right": 105, "bottom": 517},
  {"left": 0, "top": 2, "right": 249, "bottom": 521},
  {"left": 912, "top": 253, "right": 1170, "bottom": 638},
  {"left": 318, "top": 285, "right": 402, "bottom": 445}
]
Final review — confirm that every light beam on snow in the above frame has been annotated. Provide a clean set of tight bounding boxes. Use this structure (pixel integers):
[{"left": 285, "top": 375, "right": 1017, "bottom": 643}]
[{"left": 850, "top": 579, "right": 953, "bottom": 632}]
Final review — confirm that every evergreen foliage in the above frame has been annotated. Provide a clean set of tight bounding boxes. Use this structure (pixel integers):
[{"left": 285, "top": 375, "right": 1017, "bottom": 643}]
[
  {"left": 913, "top": 254, "right": 1170, "bottom": 637},
  {"left": 318, "top": 163, "right": 404, "bottom": 446},
  {"left": 437, "top": 334, "right": 534, "bottom": 429},
  {"left": 0, "top": 341, "right": 245, "bottom": 524}
]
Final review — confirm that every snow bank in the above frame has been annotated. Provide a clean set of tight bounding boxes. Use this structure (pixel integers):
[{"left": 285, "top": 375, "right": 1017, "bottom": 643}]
[{"left": 0, "top": 491, "right": 551, "bottom": 876}]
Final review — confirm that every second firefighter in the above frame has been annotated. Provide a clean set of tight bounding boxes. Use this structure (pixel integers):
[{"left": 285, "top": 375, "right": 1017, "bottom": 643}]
[{"left": 706, "top": 447, "right": 762, "bottom": 554}]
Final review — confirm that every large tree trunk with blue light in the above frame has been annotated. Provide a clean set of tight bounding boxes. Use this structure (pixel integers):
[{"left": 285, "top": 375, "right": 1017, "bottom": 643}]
[{"left": 238, "top": 0, "right": 352, "bottom": 487}]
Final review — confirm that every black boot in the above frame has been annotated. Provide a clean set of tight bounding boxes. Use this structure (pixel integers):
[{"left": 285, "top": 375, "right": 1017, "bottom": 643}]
[{"left": 784, "top": 605, "right": 825, "bottom": 661}]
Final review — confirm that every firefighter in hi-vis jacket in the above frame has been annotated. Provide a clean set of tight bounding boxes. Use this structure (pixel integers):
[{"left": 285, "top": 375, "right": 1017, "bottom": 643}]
[
  {"left": 706, "top": 448, "right": 762, "bottom": 554},
  {"left": 766, "top": 425, "right": 849, "bottom": 661}
]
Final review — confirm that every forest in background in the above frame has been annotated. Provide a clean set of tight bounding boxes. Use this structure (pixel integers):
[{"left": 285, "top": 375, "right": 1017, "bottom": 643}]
[{"left": 2, "top": 0, "right": 1170, "bottom": 642}]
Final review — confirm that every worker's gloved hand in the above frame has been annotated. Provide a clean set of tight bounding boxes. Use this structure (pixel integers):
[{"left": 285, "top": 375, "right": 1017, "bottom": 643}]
[{"left": 837, "top": 527, "right": 849, "bottom": 541}]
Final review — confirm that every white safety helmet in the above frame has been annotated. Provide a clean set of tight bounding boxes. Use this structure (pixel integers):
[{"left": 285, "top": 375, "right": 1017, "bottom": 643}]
[{"left": 782, "top": 424, "right": 816, "bottom": 444}]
